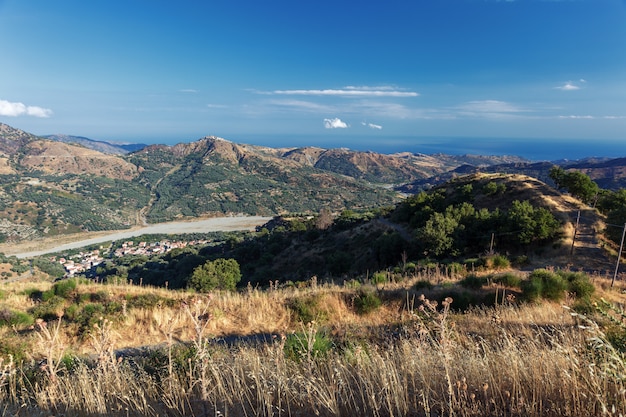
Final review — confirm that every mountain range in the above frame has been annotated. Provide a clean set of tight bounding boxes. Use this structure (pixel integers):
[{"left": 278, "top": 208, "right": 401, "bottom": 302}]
[{"left": 0, "top": 122, "right": 624, "bottom": 243}]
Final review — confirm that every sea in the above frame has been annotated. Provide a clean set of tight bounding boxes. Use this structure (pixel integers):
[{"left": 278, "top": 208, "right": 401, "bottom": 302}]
[{"left": 234, "top": 134, "right": 626, "bottom": 162}]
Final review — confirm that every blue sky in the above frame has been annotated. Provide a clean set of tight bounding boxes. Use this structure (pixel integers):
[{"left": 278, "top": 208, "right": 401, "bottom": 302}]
[{"left": 1, "top": 0, "right": 626, "bottom": 157}]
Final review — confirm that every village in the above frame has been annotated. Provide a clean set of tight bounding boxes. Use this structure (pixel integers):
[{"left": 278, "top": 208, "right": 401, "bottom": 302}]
[{"left": 54, "top": 238, "right": 210, "bottom": 277}]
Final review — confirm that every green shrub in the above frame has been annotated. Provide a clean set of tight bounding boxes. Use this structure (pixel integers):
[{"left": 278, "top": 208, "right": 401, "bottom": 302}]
[
  {"left": 0, "top": 308, "right": 33, "bottom": 328},
  {"left": 284, "top": 330, "right": 333, "bottom": 362},
  {"left": 459, "top": 274, "right": 487, "bottom": 290},
  {"left": 447, "top": 262, "right": 465, "bottom": 275},
  {"left": 606, "top": 327, "right": 626, "bottom": 353},
  {"left": 540, "top": 271, "right": 568, "bottom": 301},
  {"left": 0, "top": 337, "right": 30, "bottom": 363},
  {"left": 521, "top": 275, "right": 543, "bottom": 302},
  {"left": 494, "top": 273, "right": 522, "bottom": 288},
  {"left": 371, "top": 272, "right": 388, "bottom": 285},
  {"left": 463, "top": 258, "right": 484, "bottom": 269},
  {"left": 512, "top": 255, "right": 530, "bottom": 267},
  {"left": 353, "top": 290, "right": 382, "bottom": 315},
  {"left": 53, "top": 278, "right": 77, "bottom": 299},
  {"left": 76, "top": 303, "right": 106, "bottom": 331},
  {"left": 491, "top": 255, "right": 510, "bottom": 270},
  {"left": 30, "top": 295, "right": 65, "bottom": 320},
  {"left": 522, "top": 269, "right": 567, "bottom": 302},
  {"left": 558, "top": 271, "right": 595, "bottom": 299},
  {"left": 288, "top": 296, "right": 327, "bottom": 323},
  {"left": 413, "top": 280, "right": 433, "bottom": 291},
  {"left": 125, "top": 293, "right": 168, "bottom": 310}
]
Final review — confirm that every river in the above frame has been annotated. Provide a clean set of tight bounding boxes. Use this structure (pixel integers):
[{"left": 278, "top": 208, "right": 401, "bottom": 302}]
[{"left": 9, "top": 216, "right": 273, "bottom": 258}]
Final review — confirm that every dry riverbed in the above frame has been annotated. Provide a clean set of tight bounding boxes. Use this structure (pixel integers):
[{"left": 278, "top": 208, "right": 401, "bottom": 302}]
[{"left": 1, "top": 216, "right": 273, "bottom": 258}]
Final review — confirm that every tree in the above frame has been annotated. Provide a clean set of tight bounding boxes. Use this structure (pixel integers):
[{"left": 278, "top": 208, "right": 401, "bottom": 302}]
[
  {"left": 506, "top": 200, "right": 560, "bottom": 245},
  {"left": 315, "top": 207, "right": 334, "bottom": 230},
  {"left": 188, "top": 258, "right": 242, "bottom": 292},
  {"left": 418, "top": 212, "right": 459, "bottom": 257},
  {"left": 550, "top": 166, "right": 598, "bottom": 204}
]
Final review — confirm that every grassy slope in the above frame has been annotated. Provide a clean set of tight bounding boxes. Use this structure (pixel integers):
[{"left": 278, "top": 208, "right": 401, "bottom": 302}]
[{"left": 0, "top": 271, "right": 625, "bottom": 416}]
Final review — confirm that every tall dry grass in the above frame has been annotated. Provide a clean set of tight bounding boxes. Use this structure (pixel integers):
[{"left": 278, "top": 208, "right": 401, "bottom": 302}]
[{"left": 0, "top": 283, "right": 624, "bottom": 417}]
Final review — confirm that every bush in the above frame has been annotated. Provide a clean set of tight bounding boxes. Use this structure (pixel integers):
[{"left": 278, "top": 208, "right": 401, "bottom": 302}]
[
  {"left": 494, "top": 273, "right": 522, "bottom": 288},
  {"left": 284, "top": 330, "right": 333, "bottom": 362},
  {"left": 512, "top": 255, "right": 530, "bottom": 267},
  {"left": 288, "top": 296, "right": 327, "bottom": 324},
  {"left": 459, "top": 274, "right": 487, "bottom": 290},
  {"left": 353, "top": 289, "right": 382, "bottom": 315},
  {"left": 53, "top": 278, "right": 78, "bottom": 299},
  {"left": 413, "top": 280, "right": 434, "bottom": 291},
  {"left": 491, "top": 255, "right": 511, "bottom": 270},
  {"left": 0, "top": 308, "right": 33, "bottom": 328},
  {"left": 522, "top": 269, "right": 568, "bottom": 302},
  {"left": 521, "top": 276, "right": 544, "bottom": 302},
  {"left": 371, "top": 272, "right": 388, "bottom": 285},
  {"left": 558, "top": 271, "right": 595, "bottom": 299}
]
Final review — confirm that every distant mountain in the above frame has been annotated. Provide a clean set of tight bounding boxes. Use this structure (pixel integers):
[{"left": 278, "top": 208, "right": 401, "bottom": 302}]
[
  {"left": 44, "top": 134, "right": 147, "bottom": 155},
  {"left": 1, "top": 121, "right": 625, "bottom": 244},
  {"left": 0, "top": 123, "right": 40, "bottom": 154},
  {"left": 397, "top": 157, "right": 626, "bottom": 193}
]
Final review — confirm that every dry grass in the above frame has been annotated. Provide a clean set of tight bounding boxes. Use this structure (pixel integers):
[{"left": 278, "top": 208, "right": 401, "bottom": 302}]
[{"left": 0, "top": 275, "right": 624, "bottom": 416}]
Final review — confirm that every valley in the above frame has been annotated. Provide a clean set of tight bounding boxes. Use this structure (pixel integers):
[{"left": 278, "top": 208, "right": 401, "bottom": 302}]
[
  {"left": 0, "top": 122, "right": 625, "bottom": 417},
  {"left": 0, "top": 215, "right": 272, "bottom": 258}
]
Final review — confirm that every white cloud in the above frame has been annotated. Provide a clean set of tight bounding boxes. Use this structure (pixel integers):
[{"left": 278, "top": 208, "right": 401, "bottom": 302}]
[
  {"left": 555, "top": 82, "right": 580, "bottom": 91},
  {"left": 0, "top": 99, "right": 53, "bottom": 118},
  {"left": 179, "top": 89, "right": 198, "bottom": 93},
  {"left": 558, "top": 115, "right": 594, "bottom": 119},
  {"left": 323, "top": 118, "right": 349, "bottom": 129},
  {"left": 268, "top": 99, "right": 335, "bottom": 113},
  {"left": 455, "top": 100, "right": 528, "bottom": 118},
  {"left": 264, "top": 86, "right": 419, "bottom": 98},
  {"left": 362, "top": 122, "right": 383, "bottom": 130}
]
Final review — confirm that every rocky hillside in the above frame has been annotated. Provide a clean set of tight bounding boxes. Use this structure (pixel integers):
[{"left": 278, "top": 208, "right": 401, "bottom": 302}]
[
  {"left": 399, "top": 158, "right": 626, "bottom": 193},
  {"left": 44, "top": 134, "right": 147, "bottom": 155},
  {"left": 1, "top": 121, "right": 624, "bottom": 244}
]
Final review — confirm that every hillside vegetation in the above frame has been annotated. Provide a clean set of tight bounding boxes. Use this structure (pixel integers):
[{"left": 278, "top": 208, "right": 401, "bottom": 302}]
[
  {"left": 0, "top": 169, "right": 625, "bottom": 416},
  {"left": 84, "top": 173, "right": 578, "bottom": 289},
  {"left": 0, "top": 122, "right": 558, "bottom": 243}
]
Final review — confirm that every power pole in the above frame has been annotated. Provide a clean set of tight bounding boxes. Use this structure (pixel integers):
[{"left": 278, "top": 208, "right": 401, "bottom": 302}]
[{"left": 612, "top": 223, "right": 626, "bottom": 288}]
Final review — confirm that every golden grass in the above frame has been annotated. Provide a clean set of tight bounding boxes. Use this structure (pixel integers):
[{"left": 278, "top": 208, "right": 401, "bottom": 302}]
[{"left": 0, "top": 275, "right": 624, "bottom": 416}]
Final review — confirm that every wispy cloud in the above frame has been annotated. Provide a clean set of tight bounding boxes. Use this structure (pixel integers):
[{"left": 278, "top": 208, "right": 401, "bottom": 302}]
[
  {"left": 362, "top": 122, "right": 383, "bottom": 130},
  {"left": 267, "top": 99, "right": 336, "bottom": 113},
  {"left": 558, "top": 115, "right": 594, "bottom": 119},
  {"left": 455, "top": 100, "right": 528, "bottom": 118},
  {"left": 0, "top": 99, "right": 53, "bottom": 118},
  {"left": 261, "top": 85, "right": 419, "bottom": 97},
  {"left": 555, "top": 79, "right": 586, "bottom": 91},
  {"left": 557, "top": 115, "right": 626, "bottom": 120},
  {"left": 323, "top": 118, "right": 349, "bottom": 128},
  {"left": 179, "top": 89, "right": 198, "bottom": 93}
]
